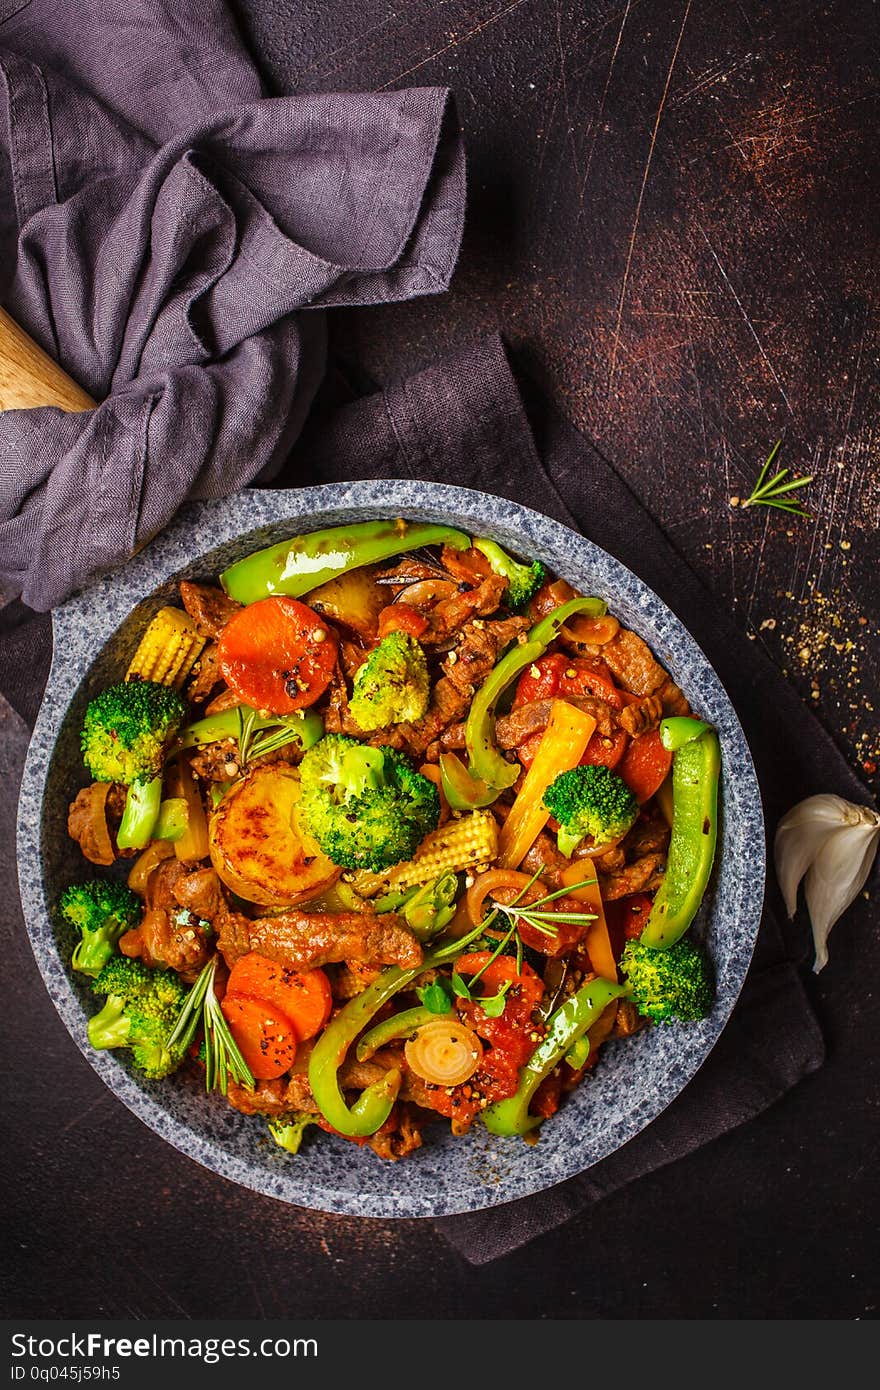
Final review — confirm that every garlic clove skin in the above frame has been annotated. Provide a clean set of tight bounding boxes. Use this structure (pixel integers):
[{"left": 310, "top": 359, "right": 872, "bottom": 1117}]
[
  {"left": 773, "top": 795, "right": 864, "bottom": 919},
  {"left": 804, "top": 820, "right": 880, "bottom": 973},
  {"left": 773, "top": 793, "right": 880, "bottom": 973}
]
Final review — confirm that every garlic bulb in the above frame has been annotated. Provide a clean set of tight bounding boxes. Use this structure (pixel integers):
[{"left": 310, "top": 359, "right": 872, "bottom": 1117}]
[{"left": 774, "top": 794, "right": 880, "bottom": 973}]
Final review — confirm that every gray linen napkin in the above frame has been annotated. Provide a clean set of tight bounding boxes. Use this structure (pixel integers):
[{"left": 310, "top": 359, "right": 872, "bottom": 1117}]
[{"left": 0, "top": 0, "right": 465, "bottom": 609}]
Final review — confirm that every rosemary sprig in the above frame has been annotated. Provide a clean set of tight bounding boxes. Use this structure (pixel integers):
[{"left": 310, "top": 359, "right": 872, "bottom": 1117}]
[
  {"left": 492, "top": 877, "right": 598, "bottom": 940},
  {"left": 167, "top": 956, "right": 254, "bottom": 1095},
  {"left": 454, "top": 875, "right": 598, "bottom": 1007},
  {"left": 236, "top": 705, "right": 308, "bottom": 771},
  {"left": 739, "top": 440, "right": 813, "bottom": 517}
]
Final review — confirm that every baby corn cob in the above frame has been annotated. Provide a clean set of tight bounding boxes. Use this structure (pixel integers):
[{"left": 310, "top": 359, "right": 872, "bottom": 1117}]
[
  {"left": 352, "top": 810, "right": 499, "bottom": 897},
  {"left": 125, "top": 607, "right": 206, "bottom": 690}
]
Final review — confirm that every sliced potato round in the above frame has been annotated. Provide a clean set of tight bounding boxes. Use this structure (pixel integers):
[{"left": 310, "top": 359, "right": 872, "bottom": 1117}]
[
  {"left": 208, "top": 764, "right": 340, "bottom": 908},
  {"left": 307, "top": 563, "right": 385, "bottom": 641}
]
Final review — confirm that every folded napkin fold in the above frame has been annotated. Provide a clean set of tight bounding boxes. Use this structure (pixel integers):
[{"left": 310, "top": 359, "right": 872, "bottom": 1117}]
[{"left": 0, "top": 0, "right": 465, "bottom": 609}]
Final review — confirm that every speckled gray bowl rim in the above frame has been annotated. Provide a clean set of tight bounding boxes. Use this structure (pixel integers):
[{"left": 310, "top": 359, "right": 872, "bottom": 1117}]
[{"left": 17, "top": 480, "right": 764, "bottom": 1218}]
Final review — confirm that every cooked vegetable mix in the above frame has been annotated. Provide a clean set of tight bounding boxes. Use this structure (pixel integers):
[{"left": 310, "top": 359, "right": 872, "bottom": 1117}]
[{"left": 62, "top": 522, "right": 721, "bottom": 1161}]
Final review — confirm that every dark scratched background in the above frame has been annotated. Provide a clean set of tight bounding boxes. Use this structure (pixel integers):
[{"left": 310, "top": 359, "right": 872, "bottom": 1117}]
[{"left": 3, "top": 0, "right": 878, "bottom": 1321}]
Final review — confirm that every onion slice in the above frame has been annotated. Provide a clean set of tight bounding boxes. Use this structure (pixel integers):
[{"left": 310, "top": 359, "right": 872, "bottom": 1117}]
[{"left": 404, "top": 1020, "right": 483, "bottom": 1087}]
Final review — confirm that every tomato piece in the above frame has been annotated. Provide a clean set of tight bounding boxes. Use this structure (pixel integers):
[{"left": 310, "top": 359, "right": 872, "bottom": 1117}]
[
  {"left": 377, "top": 603, "right": 430, "bottom": 640},
  {"left": 580, "top": 727, "right": 629, "bottom": 769},
  {"left": 513, "top": 652, "right": 567, "bottom": 707},
  {"left": 225, "top": 953, "right": 332, "bottom": 1042},
  {"left": 618, "top": 729, "right": 673, "bottom": 803},
  {"left": 531, "top": 1071, "right": 563, "bottom": 1118},
  {"left": 558, "top": 659, "right": 623, "bottom": 710},
  {"left": 515, "top": 654, "right": 623, "bottom": 713},
  {"left": 454, "top": 952, "right": 545, "bottom": 1012},
  {"left": 217, "top": 596, "right": 338, "bottom": 714},
  {"left": 605, "top": 892, "right": 655, "bottom": 961},
  {"left": 220, "top": 993, "right": 299, "bottom": 1079},
  {"left": 520, "top": 726, "right": 628, "bottom": 772}
]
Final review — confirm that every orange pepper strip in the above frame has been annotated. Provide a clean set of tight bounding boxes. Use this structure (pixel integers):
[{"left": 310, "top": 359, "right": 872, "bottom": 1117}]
[
  {"left": 559, "top": 862, "right": 618, "bottom": 982},
  {"left": 498, "top": 700, "right": 597, "bottom": 869}
]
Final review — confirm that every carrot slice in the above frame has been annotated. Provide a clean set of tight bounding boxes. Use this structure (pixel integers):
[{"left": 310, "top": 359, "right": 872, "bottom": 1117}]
[
  {"left": 217, "top": 596, "right": 338, "bottom": 714},
  {"left": 220, "top": 993, "right": 299, "bottom": 1079},
  {"left": 225, "top": 952, "right": 332, "bottom": 1042}
]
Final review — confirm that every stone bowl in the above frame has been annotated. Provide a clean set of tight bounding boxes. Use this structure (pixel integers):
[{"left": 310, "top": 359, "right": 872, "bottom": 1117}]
[{"left": 16, "top": 481, "right": 764, "bottom": 1218}]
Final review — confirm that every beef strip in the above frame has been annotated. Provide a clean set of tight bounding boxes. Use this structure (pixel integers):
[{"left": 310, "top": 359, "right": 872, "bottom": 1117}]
[
  {"left": 321, "top": 660, "right": 362, "bottom": 737},
  {"left": 382, "top": 674, "right": 470, "bottom": 760},
  {"left": 179, "top": 581, "right": 242, "bottom": 639},
  {"left": 431, "top": 574, "right": 508, "bottom": 634},
  {"left": 518, "top": 829, "right": 569, "bottom": 889},
  {"left": 123, "top": 861, "right": 220, "bottom": 976},
  {"left": 203, "top": 687, "right": 242, "bottom": 716},
  {"left": 215, "top": 906, "right": 423, "bottom": 972},
  {"left": 441, "top": 614, "right": 530, "bottom": 695},
  {"left": 439, "top": 721, "right": 467, "bottom": 749},
  {"left": 173, "top": 866, "right": 224, "bottom": 920},
  {"left": 602, "top": 628, "right": 667, "bottom": 696},
  {"left": 598, "top": 851, "right": 666, "bottom": 900},
  {"left": 656, "top": 676, "right": 691, "bottom": 717},
  {"left": 225, "top": 1078, "right": 289, "bottom": 1116},
  {"left": 190, "top": 738, "right": 240, "bottom": 782},
  {"left": 366, "top": 1104, "right": 425, "bottom": 1161},
  {"left": 186, "top": 641, "right": 223, "bottom": 704},
  {"left": 617, "top": 693, "right": 664, "bottom": 737},
  {"left": 495, "top": 694, "right": 614, "bottom": 746},
  {"left": 624, "top": 809, "right": 671, "bottom": 859}
]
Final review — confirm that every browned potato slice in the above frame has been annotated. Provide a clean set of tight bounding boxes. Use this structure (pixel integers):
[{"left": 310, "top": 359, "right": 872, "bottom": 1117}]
[
  {"left": 307, "top": 564, "right": 385, "bottom": 641},
  {"left": 208, "top": 765, "right": 340, "bottom": 907}
]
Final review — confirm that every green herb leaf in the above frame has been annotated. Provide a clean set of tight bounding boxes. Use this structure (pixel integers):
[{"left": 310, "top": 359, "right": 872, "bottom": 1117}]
[
  {"left": 417, "top": 980, "right": 455, "bottom": 1014},
  {"left": 478, "top": 981, "right": 511, "bottom": 1018}
]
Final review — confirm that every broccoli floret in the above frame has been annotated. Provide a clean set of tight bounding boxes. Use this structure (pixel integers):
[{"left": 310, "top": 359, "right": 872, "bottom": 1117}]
[
  {"left": 88, "top": 956, "right": 189, "bottom": 1079},
  {"left": 267, "top": 1112, "right": 319, "bottom": 1154},
  {"left": 58, "top": 879, "right": 142, "bottom": 976},
  {"left": 620, "top": 937, "right": 714, "bottom": 1025},
  {"left": 80, "top": 681, "right": 186, "bottom": 849},
  {"left": 349, "top": 632, "right": 429, "bottom": 732},
  {"left": 473, "top": 537, "right": 546, "bottom": 609},
  {"left": 298, "top": 734, "right": 440, "bottom": 872},
  {"left": 543, "top": 763, "right": 638, "bottom": 856}
]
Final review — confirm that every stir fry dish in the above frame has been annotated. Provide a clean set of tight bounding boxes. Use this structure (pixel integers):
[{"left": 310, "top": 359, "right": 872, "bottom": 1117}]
[{"left": 61, "top": 521, "right": 721, "bottom": 1161}]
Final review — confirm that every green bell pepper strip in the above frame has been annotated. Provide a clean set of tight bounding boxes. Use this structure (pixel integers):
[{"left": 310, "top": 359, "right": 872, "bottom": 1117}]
[
  {"left": 174, "top": 705, "right": 324, "bottom": 754},
  {"left": 373, "top": 873, "right": 458, "bottom": 940},
  {"left": 355, "top": 1004, "right": 451, "bottom": 1062},
  {"left": 482, "top": 976, "right": 627, "bottom": 1136},
  {"left": 659, "top": 715, "right": 711, "bottom": 752},
  {"left": 439, "top": 751, "right": 499, "bottom": 810},
  {"left": 640, "top": 728, "right": 721, "bottom": 949},
  {"left": 465, "top": 595, "right": 608, "bottom": 791},
  {"left": 307, "top": 921, "right": 485, "bottom": 1137},
  {"left": 564, "top": 1033, "right": 591, "bottom": 1069},
  {"left": 220, "top": 520, "right": 471, "bottom": 605}
]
